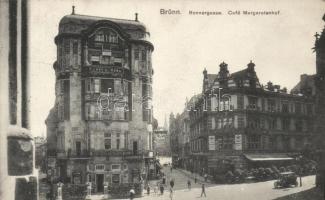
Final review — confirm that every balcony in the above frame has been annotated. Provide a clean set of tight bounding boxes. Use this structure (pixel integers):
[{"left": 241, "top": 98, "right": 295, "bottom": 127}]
[{"left": 246, "top": 104, "right": 260, "bottom": 111}]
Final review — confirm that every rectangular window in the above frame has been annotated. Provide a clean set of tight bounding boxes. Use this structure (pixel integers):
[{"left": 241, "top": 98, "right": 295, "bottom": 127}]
[
  {"left": 63, "top": 80, "right": 70, "bottom": 120},
  {"left": 306, "top": 104, "right": 313, "bottom": 114},
  {"left": 248, "top": 135, "right": 260, "bottom": 150},
  {"left": 282, "top": 118, "right": 290, "bottom": 131},
  {"left": 248, "top": 96, "right": 258, "bottom": 110},
  {"left": 95, "top": 164, "right": 105, "bottom": 171},
  {"left": 101, "top": 79, "right": 114, "bottom": 93},
  {"left": 102, "top": 49, "right": 112, "bottom": 56},
  {"left": 134, "top": 49, "right": 139, "bottom": 60},
  {"left": 104, "top": 139, "right": 111, "bottom": 150},
  {"left": 295, "top": 103, "right": 302, "bottom": 114},
  {"left": 141, "top": 50, "right": 146, "bottom": 61},
  {"left": 64, "top": 40, "right": 70, "bottom": 54},
  {"left": 94, "top": 79, "right": 100, "bottom": 93},
  {"left": 282, "top": 103, "right": 289, "bottom": 113},
  {"left": 85, "top": 79, "right": 92, "bottom": 93},
  {"left": 133, "top": 141, "right": 138, "bottom": 155},
  {"left": 76, "top": 141, "right": 81, "bottom": 156},
  {"left": 111, "top": 164, "right": 121, "bottom": 170},
  {"left": 116, "top": 139, "right": 120, "bottom": 149},
  {"left": 237, "top": 95, "right": 244, "bottom": 109},
  {"left": 95, "top": 34, "right": 105, "bottom": 42},
  {"left": 238, "top": 116, "right": 244, "bottom": 128},
  {"left": 267, "top": 99, "right": 276, "bottom": 112},
  {"left": 104, "top": 132, "right": 111, "bottom": 138},
  {"left": 73, "top": 41, "right": 78, "bottom": 54}
]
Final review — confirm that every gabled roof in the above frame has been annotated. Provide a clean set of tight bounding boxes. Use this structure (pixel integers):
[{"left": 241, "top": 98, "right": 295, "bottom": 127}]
[
  {"left": 207, "top": 74, "right": 217, "bottom": 86},
  {"left": 230, "top": 69, "right": 247, "bottom": 79},
  {"left": 291, "top": 74, "right": 315, "bottom": 94}
]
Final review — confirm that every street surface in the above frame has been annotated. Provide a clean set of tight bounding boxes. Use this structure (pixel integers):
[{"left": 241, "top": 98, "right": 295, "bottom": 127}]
[
  {"left": 118, "top": 165, "right": 317, "bottom": 200},
  {"left": 39, "top": 157, "right": 318, "bottom": 200}
]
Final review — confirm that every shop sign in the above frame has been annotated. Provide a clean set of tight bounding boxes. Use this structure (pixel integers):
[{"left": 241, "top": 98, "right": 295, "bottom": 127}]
[{"left": 234, "top": 134, "right": 242, "bottom": 150}]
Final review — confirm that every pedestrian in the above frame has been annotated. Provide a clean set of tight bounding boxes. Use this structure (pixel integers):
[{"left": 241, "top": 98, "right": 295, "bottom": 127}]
[
  {"left": 170, "top": 179, "right": 175, "bottom": 188},
  {"left": 160, "top": 183, "right": 164, "bottom": 195},
  {"left": 154, "top": 184, "right": 158, "bottom": 195},
  {"left": 169, "top": 187, "right": 174, "bottom": 200},
  {"left": 147, "top": 185, "right": 150, "bottom": 195},
  {"left": 129, "top": 187, "right": 135, "bottom": 200},
  {"left": 200, "top": 183, "right": 206, "bottom": 197},
  {"left": 299, "top": 167, "right": 303, "bottom": 187},
  {"left": 194, "top": 175, "right": 197, "bottom": 184},
  {"left": 187, "top": 180, "right": 191, "bottom": 190},
  {"left": 162, "top": 175, "right": 166, "bottom": 185}
]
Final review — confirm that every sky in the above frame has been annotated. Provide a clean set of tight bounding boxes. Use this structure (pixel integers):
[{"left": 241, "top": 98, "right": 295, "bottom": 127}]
[{"left": 29, "top": 0, "right": 325, "bottom": 137}]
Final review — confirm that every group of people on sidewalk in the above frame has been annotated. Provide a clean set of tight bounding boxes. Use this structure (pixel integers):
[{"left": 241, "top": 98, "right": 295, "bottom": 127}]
[{"left": 138, "top": 166, "right": 208, "bottom": 199}]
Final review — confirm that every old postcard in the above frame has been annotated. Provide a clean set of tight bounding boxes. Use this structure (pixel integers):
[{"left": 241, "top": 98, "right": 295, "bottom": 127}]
[{"left": 1, "top": 0, "right": 325, "bottom": 199}]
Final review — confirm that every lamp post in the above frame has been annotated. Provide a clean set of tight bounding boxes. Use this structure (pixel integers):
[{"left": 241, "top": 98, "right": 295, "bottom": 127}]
[
  {"left": 218, "top": 88, "right": 222, "bottom": 111},
  {"left": 296, "top": 155, "right": 303, "bottom": 187}
]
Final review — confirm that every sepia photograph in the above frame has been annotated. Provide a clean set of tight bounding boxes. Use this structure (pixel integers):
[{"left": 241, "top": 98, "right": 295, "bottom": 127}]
[{"left": 1, "top": 0, "right": 325, "bottom": 199}]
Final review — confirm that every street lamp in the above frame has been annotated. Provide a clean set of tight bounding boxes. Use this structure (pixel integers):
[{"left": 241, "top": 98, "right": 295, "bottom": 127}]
[{"left": 296, "top": 155, "right": 303, "bottom": 187}]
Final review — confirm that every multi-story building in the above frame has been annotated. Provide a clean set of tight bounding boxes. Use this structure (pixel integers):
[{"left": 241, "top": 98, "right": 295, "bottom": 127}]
[
  {"left": 153, "top": 127, "right": 170, "bottom": 156},
  {"left": 34, "top": 136, "right": 47, "bottom": 172},
  {"left": 187, "top": 61, "right": 315, "bottom": 176},
  {"left": 46, "top": 10, "right": 154, "bottom": 193}
]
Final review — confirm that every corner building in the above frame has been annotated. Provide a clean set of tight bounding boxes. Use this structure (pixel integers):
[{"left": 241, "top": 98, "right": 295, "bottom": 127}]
[
  {"left": 188, "top": 61, "right": 315, "bottom": 176},
  {"left": 46, "top": 12, "right": 154, "bottom": 192}
]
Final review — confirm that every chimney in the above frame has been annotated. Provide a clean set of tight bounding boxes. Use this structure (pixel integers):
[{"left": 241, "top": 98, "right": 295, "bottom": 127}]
[
  {"left": 203, "top": 68, "right": 207, "bottom": 79},
  {"left": 267, "top": 81, "right": 274, "bottom": 91},
  {"left": 135, "top": 13, "right": 138, "bottom": 21},
  {"left": 72, "top": 5, "right": 75, "bottom": 15},
  {"left": 219, "top": 61, "right": 228, "bottom": 72},
  {"left": 247, "top": 60, "right": 255, "bottom": 71}
]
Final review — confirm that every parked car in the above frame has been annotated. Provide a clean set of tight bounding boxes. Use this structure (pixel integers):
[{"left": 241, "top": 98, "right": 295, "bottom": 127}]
[{"left": 274, "top": 172, "right": 298, "bottom": 188}]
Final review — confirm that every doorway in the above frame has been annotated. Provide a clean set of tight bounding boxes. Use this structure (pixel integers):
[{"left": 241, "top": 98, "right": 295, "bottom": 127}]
[
  {"left": 96, "top": 174, "right": 104, "bottom": 193},
  {"left": 133, "top": 141, "right": 138, "bottom": 155}
]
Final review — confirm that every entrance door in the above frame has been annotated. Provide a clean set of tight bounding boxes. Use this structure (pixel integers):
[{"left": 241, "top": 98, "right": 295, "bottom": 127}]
[
  {"left": 96, "top": 174, "right": 104, "bottom": 193},
  {"left": 133, "top": 141, "right": 138, "bottom": 155}
]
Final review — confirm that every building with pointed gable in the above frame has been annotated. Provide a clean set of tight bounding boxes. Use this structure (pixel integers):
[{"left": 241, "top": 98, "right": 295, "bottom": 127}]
[{"left": 186, "top": 60, "right": 315, "bottom": 176}]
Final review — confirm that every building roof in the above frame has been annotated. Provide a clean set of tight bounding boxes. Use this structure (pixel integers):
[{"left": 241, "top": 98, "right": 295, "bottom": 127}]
[
  {"left": 59, "top": 14, "right": 147, "bottom": 34},
  {"left": 207, "top": 74, "right": 217, "bottom": 87},
  {"left": 291, "top": 74, "right": 316, "bottom": 95}
]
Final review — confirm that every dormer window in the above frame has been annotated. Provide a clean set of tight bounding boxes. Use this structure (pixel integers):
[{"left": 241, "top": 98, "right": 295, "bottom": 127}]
[
  {"left": 95, "top": 34, "right": 105, "bottom": 42},
  {"left": 108, "top": 33, "right": 118, "bottom": 43}
]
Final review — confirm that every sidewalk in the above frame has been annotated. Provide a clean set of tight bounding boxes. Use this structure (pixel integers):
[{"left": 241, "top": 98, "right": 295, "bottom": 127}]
[{"left": 175, "top": 168, "right": 210, "bottom": 184}]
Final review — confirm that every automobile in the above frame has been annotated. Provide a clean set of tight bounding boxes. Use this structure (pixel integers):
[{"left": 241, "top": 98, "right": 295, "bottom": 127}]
[
  {"left": 274, "top": 172, "right": 298, "bottom": 188},
  {"left": 163, "top": 163, "right": 168, "bottom": 167}
]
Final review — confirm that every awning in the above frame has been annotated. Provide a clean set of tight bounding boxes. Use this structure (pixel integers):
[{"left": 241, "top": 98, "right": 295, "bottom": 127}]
[{"left": 244, "top": 154, "right": 294, "bottom": 161}]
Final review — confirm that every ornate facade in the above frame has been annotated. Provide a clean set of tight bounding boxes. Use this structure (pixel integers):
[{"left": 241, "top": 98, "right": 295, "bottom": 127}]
[
  {"left": 186, "top": 61, "right": 315, "bottom": 175},
  {"left": 46, "top": 11, "right": 154, "bottom": 193}
]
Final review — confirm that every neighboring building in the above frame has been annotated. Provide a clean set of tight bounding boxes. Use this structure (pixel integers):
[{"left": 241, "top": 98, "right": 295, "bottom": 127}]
[
  {"left": 186, "top": 61, "right": 315, "bottom": 176},
  {"left": 34, "top": 136, "right": 47, "bottom": 172},
  {"left": 153, "top": 127, "right": 170, "bottom": 156},
  {"left": 45, "top": 10, "right": 154, "bottom": 192},
  {"left": 169, "top": 96, "right": 196, "bottom": 169}
]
